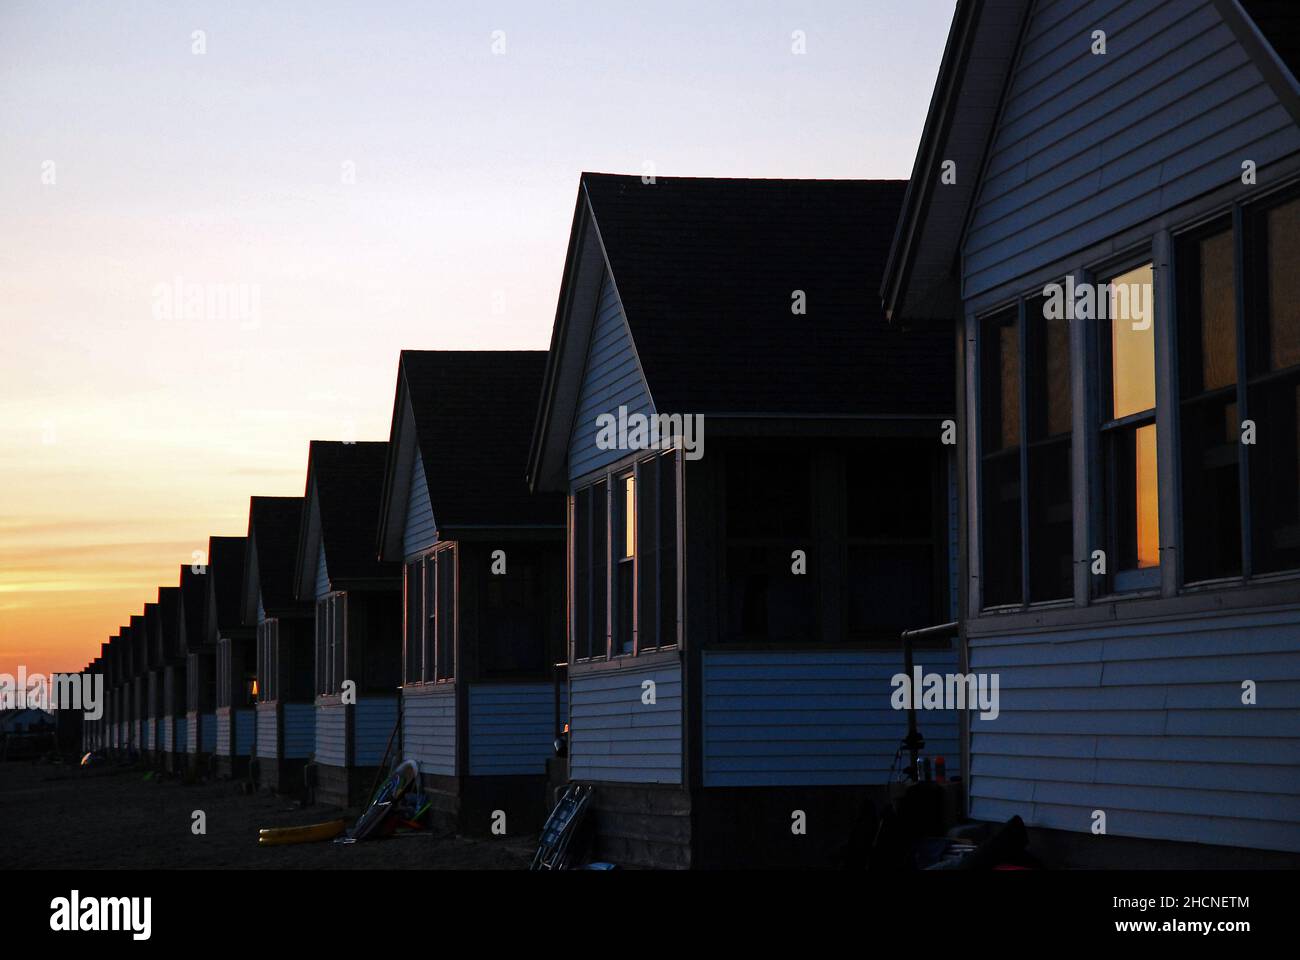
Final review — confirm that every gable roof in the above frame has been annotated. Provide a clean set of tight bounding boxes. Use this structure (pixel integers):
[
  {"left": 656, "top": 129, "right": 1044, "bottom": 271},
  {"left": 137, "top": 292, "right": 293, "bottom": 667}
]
[
  {"left": 204, "top": 536, "right": 251, "bottom": 644},
  {"left": 242, "top": 496, "right": 309, "bottom": 624},
  {"left": 881, "top": 0, "right": 1300, "bottom": 323},
  {"left": 145, "top": 598, "right": 165, "bottom": 668},
  {"left": 296, "top": 441, "right": 399, "bottom": 596},
  {"left": 377, "top": 351, "right": 564, "bottom": 558},
  {"left": 527, "top": 173, "right": 955, "bottom": 489},
  {"left": 129, "top": 614, "right": 147, "bottom": 677}
]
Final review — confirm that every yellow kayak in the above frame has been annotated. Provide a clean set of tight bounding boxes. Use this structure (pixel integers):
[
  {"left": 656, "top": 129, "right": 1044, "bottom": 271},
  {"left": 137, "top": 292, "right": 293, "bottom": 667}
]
[{"left": 258, "top": 819, "right": 347, "bottom": 846}]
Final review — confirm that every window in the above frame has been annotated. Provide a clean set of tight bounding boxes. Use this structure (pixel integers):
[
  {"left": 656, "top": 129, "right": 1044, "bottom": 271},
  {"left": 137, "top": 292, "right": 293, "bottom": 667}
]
[
  {"left": 615, "top": 472, "right": 635, "bottom": 653},
  {"left": 571, "top": 480, "right": 607, "bottom": 660},
  {"left": 315, "top": 593, "right": 346, "bottom": 695},
  {"left": 846, "top": 440, "right": 942, "bottom": 639},
  {"left": 435, "top": 545, "right": 456, "bottom": 680},
  {"left": 256, "top": 620, "right": 276, "bottom": 702},
  {"left": 1177, "top": 221, "right": 1241, "bottom": 581},
  {"left": 979, "top": 294, "right": 1073, "bottom": 608},
  {"left": 724, "top": 446, "right": 817, "bottom": 642},
  {"left": 402, "top": 546, "right": 457, "bottom": 682},
  {"left": 1245, "top": 195, "right": 1300, "bottom": 575},
  {"left": 1100, "top": 262, "right": 1159, "bottom": 591},
  {"left": 482, "top": 548, "right": 544, "bottom": 676},
  {"left": 404, "top": 559, "right": 422, "bottom": 684},
  {"left": 979, "top": 307, "right": 1023, "bottom": 606},
  {"left": 570, "top": 452, "right": 678, "bottom": 659}
]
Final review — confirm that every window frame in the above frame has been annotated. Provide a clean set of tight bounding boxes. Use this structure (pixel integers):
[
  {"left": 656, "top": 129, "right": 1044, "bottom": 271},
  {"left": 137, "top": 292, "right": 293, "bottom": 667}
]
[
  {"left": 569, "top": 448, "right": 681, "bottom": 663},
  {"left": 1172, "top": 183, "right": 1300, "bottom": 584},
  {"left": 975, "top": 286, "right": 1076, "bottom": 611},
  {"left": 1094, "top": 255, "right": 1161, "bottom": 594}
]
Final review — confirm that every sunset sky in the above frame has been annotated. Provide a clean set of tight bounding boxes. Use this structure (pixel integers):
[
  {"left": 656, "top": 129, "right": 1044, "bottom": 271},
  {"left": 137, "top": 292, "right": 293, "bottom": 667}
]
[{"left": 0, "top": 0, "right": 950, "bottom": 679}]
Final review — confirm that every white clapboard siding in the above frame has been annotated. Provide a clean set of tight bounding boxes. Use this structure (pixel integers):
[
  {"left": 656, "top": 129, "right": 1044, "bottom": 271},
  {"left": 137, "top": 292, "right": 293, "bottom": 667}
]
[
  {"left": 283, "top": 703, "right": 314, "bottom": 759},
  {"left": 402, "top": 685, "right": 456, "bottom": 776},
  {"left": 355, "top": 697, "right": 398, "bottom": 767},
  {"left": 256, "top": 702, "right": 279, "bottom": 760},
  {"left": 235, "top": 708, "right": 255, "bottom": 757},
  {"left": 315, "top": 700, "right": 348, "bottom": 767},
  {"left": 570, "top": 660, "right": 682, "bottom": 784}
]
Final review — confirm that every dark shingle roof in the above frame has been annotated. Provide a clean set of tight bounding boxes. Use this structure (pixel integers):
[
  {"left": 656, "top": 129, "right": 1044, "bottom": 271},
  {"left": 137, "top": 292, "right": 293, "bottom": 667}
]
[
  {"left": 310, "top": 441, "right": 399, "bottom": 584},
  {"left": 581, "top": 173, "right": 955, "bottom": 417},
  {"left": 400, "top": 351, "right": 565, "bottom": 527},
  {"left": 1242, "top": 0, "right": 1300, "bottom": 83},
  {"left": 178, "top": 565, "right": 208, "bottom": 652},
  {"left": 157, "top": 585, "right": 182, "bottom": 661},
  {"left": 206, "top": 536, "right": 249, "bottom": 640},
  {"left": 247, "top": 496, "right": 308, "bottom": 616}
]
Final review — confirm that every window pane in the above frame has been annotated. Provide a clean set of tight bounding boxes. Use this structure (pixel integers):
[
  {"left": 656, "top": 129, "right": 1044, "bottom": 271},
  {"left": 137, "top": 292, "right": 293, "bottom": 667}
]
[
  {"left": 1111, "top": 423, "right": 1160, "bottom": 572},
  {"left": 1028, "top": 439, "right": 1073, "bottom": 601},
  {"left": 404, "top": 562, "right": 420, "bottom": 684},
  {"left": 592, "top": 480, "right": 607, "bottom": 659},
  {"left": 1109, "top": 263, "right": 1156, "bottom": 418},
  {"left": 847, "top": 543, "right": 932, "bottom": 638},
  {"left": 1027, "top": 295, "right": 1072, "bottom": 440},
  {"left": 981, "top": 449, "right": 1021, "bottom": 606},
  {"left": 1182, "top": 396, "right": 1241, "bottom": 581},
  {"left": 437, "top": 549, "right": 455, "bottom": 679},
  {"left": 658, "top": 452, "right": 678, "bottom": 647},
  {"left": 1249, "top": 374, "right": 1300, "bottom": 574},
  {"left": 573, "top": 491, "right": 590, "bottom": 660},
  {"left": 637, "top": 457, "right": 659, "bottom": 652},
  {"left": 981, "top": 310, "right": 1019, "bottom": 450},
  {"left": 1267, "top": 197, "right": 1300, "bottom": 372},
  {"left": 425, "top": 557, "right": 436, "bottom": 681},
  {"left": 622, "top": 474, "right": 636, "bottom": 560},
  {"left": 1200, "top": 230, "right": 1237, "bottom": 391}
]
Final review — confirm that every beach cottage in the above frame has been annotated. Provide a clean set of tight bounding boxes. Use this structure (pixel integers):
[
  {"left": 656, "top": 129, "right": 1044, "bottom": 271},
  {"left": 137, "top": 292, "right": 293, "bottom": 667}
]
[
  {"left": 880, "top": 0, "right": 1300, "bottom": 865},
  {"left": 527, "top": 173, "right": 957, "bottom": 867},
  {"left": 207, "top": 535, "right": 255, "bottom": 779},
  {"left": 294, "top": 441, "right": 402, "bottom": 808},
  {"left": 376, "top": 351, "right": 567, "bottom": 834},
  {"left": 158, "top": 579, "right": 187, "bottom": 772},
  {"left": 104, "top": 635, "right": 121, "bottom": 756},
  {"left": 242, "top": 496, "right": 315, "bottom": 795},
  {"left": 181, "top": 562, "right": 215, "bottom": 770},
  {"left": 128, "top": 615, "right": 147, "bottom": 755},
  {"left": 143, "top": 600, "right": 165, "bottom": 763}
]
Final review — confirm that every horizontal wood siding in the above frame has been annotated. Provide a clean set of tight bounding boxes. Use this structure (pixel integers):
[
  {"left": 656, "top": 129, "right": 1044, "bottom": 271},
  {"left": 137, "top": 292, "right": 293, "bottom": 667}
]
[
  {"left": 315, "top": 700, "right": 347, "bottom": 767},
  {"left": 968, "top": 604, "right": 1300, "bottom": 852},
  {"left": 570, "top": 661, "right": 682, "bottom": 783},
  {"left": 215, "top": 708, "right": 231, "bottom": 757},
  {"left": 702, "top": 649, "right": 962, "bottom": 787},
  {"left": 402, "top": 685, "right": 456, "bottom": 776},
  {"left": 402, "top": 452, "right": 437, "bottom": 561},
  {"left": 256, "top": 702, "right": 279, "bottom": 760},
  {"left": 567, "top": 270, "right": 654, "bottom": 481},
  {"left": 354, "top": 696, "right": 398, "bottom": 766},
  {"left": 235, "top": 707, "right": 255, "bottom": 757},
  {"left": 314, "top": 542, "right": 330, "bottom": 601},
  {"left": 283, "top": 703, "right": 314, "bottom": 759},
  {"left": 468, "top": 682, "right": 564, "bottom": 776},
  {"left": 963, "top": 0, "right": 1300, "bottom": 298}
]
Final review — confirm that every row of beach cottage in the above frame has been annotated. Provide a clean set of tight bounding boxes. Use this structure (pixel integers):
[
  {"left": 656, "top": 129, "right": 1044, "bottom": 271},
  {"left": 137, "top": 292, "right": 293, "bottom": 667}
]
[{"left": 79, "top": 0, "right": 1300, "bottom": 868}]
